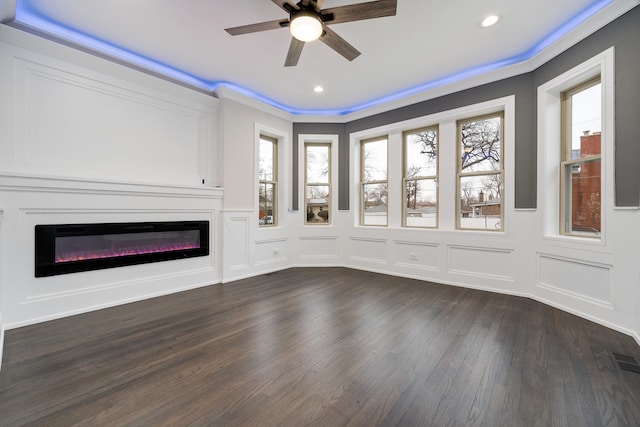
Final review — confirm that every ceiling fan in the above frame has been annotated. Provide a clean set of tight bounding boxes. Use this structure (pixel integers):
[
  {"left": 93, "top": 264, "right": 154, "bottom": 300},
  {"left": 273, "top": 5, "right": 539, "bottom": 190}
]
[{"left": 225, "top": 0, "right": 397, "bottom": 67}]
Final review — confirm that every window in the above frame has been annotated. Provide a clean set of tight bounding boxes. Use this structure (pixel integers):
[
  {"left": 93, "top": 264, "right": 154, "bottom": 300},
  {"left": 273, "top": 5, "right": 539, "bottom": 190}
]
[
  {"left": 457, "top": 113, "right": 504, "bottom": 231},
  {"left": 561, "top": 79, "right": 601, "bottom": 237},
  {"left": 305, "top": 143, "right": 331, "bottom": 224},
  {"left": 538, "top": 48, "right": 611, "bottom": 242},
  {"left": 258, "top": 135, "right": 277, "bottom": 227},
  {"left": 403, "top": 126, "right": 438, "bottom": 228},
  {"left": 361, "top": 136, "right": 388, "bottom": 226},
  {"left": 351, "top": 96, "right": 513, "bottom": 231}
]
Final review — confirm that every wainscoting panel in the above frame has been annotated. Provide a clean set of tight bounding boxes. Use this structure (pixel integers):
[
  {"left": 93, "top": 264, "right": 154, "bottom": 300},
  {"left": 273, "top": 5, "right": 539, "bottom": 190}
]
[
  {"left": 298, "top": 236, "right": 339, "bottom": 261},
  {"left": 393, "top": 240, "right": 439, "bottom": 270},
  {"left": 222, "top": 213, "right": 250, "bottom": 273},
  {"left": 537, "top": 253, "right": 612, "bottom": 307},
  {"left": 448, "top": 245, "right": 513, "bottom": 280},
  {"left": 255, "top": 238, "right": 289, "bottom": 266},
  {"left": 348, "top": 237, "right": 387, "bottom": 265}
]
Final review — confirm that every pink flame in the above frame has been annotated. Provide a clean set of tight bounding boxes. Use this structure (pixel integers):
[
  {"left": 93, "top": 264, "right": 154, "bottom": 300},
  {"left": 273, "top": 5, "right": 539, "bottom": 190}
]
[{"left": 55, "top": 243, "right": 200, "bottom": 263}]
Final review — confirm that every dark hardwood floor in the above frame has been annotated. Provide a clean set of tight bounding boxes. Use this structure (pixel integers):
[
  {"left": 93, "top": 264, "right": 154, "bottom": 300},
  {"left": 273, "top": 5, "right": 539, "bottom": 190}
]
[{"left": 1, "top": 267, "right": 640, "bottom": 426}]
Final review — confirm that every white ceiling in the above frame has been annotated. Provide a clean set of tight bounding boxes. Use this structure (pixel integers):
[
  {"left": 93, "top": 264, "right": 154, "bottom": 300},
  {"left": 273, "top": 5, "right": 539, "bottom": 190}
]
[{"left": 4, "top": 0, "right": 638, "bottom": 117}]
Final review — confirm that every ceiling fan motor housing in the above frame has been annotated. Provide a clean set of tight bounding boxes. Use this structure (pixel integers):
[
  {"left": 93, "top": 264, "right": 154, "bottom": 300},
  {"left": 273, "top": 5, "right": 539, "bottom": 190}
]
[{"left": 289, "top": 7, "right": 324, "bottom": 42}]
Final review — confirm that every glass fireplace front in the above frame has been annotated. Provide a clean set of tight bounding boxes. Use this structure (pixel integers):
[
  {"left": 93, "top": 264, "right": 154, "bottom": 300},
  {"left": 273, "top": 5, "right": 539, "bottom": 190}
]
[{"left": 35, "top": 221, "right": 210, "bottom": 277}]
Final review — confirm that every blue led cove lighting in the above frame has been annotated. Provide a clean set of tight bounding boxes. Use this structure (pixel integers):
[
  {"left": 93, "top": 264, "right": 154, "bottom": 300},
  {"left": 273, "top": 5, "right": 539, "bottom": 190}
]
[{"left": 13, "top": 0, "right": 613, "bottom": 116}]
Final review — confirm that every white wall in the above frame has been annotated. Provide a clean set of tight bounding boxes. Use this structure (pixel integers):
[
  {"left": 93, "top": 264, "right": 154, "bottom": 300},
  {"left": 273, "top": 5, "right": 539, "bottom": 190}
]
[
  {"left": 0, "top": 203, "right": 3, "bottom": 370},
  {"left": 290, "top": 96, "right": 530, "bottom": 298},
  {"left": 0, "top": 30, "right": 215, "bottom": 187},
  {"left": 219, "top": 99, "right": 293, "bottom": 281},
  {"left": 219, "top": 99, "right": 292, "bottom": 209},
  {"left": 222, "top": 91, "right": 640, "bottom": 346},
  {"left": 533, "top": 48, "right": 640, "bottom": 338},
  {"left": 0, "top": 26, "right": 222, "bottom": 330},
  {"left": 1, "top": 20, "right": 639, "bottom": 375},
  {"left": 0, "top": 176, "right": 222, "bottom": 327}
]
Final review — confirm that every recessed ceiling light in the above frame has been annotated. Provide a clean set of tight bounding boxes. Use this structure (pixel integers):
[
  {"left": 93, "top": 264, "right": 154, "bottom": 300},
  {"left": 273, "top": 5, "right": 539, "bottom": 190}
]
[
  {"left": 481, "top": 14, "right": 500, "bottom": 28},
  {"left": 313, "top": 85, "right": 324, "bottom": 93}
]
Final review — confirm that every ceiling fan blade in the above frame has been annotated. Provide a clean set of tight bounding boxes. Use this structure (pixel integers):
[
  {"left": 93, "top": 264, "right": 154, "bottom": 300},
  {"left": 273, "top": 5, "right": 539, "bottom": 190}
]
[
  {"left": 322, "top": 0, "right": 396, "bottom": 25},
  {"left": 319, "top": 26, "right": 360, "bottom": 62},
  {"left": 225, "top": 19, "right": 288, "bottom": 36},
  {"left": 312, "top": 0, "right": 325, "bottom": 9},
  {"left": 272, "top": 0, "right": 298, "bottom": 13},
  {"left": 285, "top": 37, "right": 305, "bottom": 67}
]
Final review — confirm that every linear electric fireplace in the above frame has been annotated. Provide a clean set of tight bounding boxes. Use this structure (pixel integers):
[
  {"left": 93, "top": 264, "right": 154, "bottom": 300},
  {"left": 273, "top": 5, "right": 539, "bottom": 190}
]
[{"left": 35, "top": 221, "right": 209, "bottom": 277}]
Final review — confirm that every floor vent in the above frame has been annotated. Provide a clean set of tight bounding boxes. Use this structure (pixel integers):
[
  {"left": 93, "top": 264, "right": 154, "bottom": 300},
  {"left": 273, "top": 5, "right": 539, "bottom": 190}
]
[{"left": 612, "top": 352, "right": 640, "bottom": 374}]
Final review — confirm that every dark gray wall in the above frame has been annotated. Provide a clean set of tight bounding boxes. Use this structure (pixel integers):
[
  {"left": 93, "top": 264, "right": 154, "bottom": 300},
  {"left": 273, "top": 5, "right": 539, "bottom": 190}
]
[
  {"left": 293, "top": 5, "right": 640, "bottom": 210},
  {"left": 346, "top": 73, "right": 536, "bottom": 209},
  {"left": 533, "top": 5, "right": 640, "bottom": 207}
]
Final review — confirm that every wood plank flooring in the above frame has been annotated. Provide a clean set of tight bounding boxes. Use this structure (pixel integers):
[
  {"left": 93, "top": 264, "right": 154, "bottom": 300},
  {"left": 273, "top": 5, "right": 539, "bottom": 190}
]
[{"left": 1, "top": 267, "right": 640, "bottom": 426}]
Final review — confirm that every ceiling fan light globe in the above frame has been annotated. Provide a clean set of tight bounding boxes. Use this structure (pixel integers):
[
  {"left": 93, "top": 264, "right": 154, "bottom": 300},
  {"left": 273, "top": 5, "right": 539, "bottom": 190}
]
[{"left": 290, "top": 13, "right": 323, "bottom": 42}]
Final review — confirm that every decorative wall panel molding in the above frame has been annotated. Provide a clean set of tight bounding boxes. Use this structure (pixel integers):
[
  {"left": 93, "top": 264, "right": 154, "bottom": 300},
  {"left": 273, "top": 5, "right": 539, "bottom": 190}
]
[
  {"left": 537, "top": 253, "right": 612, "bottom": 307},
  {"left": 448, "top": 245, "right": 513, "bottom": 280},
  {"left": 348, "top": 237, "right": 388, "bottom": 264},
  {"left": 393, "top": 240, "right": 439, "bottom": 270},
  {"left": 223, "top": 215, "right": 250, "bottom": 272},
  {"left": 298, "top": 236, "right": 339, "bottom": 260},
  {"left": 255, "top": 238, "right": 288, "bottom": 266},
  {"left": 6, "top": 54, "right": 215, "bottom": 186}
]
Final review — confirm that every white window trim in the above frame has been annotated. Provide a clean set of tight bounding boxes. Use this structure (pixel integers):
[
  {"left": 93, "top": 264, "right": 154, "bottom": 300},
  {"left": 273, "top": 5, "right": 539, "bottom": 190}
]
[
  {"left": 350, "top": 95, "right": 515, "bottom": 233},
  {"left": 402, "top": 125, "right": 439, "bottom": 229},
  {"left": 298, "top": 134, "right": 339, "bottom": 227},
  {"left": 456, "top": 112, "right": 505, "bottom": 232},
  {"left": 537, "top": 47, "right": 614, "bottom": 249},
  {"left": 360, "top": 135, "right": 390, "bottom": 227},
  {"left": 255, "top": 123, "right": 289, "bottom": 230}
]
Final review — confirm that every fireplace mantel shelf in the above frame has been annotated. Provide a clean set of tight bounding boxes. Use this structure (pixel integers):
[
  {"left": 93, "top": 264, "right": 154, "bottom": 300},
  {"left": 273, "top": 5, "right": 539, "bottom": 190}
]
[{"left": 0, "top": 172, "right": 224, "bottom": 199}]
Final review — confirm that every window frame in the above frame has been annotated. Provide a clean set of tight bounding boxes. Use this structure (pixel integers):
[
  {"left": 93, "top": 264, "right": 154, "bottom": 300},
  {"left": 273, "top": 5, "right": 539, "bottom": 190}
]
[
  {"left": 402, "top": 125, "right": 439, "bottom": 229},
  {"left": 298, "top": 134, "right": 338, "bottom": 228},
  {"left": 258, "top": 134, "right": 278, "bottom": 228},
  {"left": 559, "top": 77, "right": 602, "bottom": 238},
  {"left": 360, "top": 135, "right": 389, "bottom": 227},
  {"left": 537, "top": 47, "right": 613, "bottom": 247},
  {"left": 350, "top": 96, "right": 514, "bottom": 231},
  {"left": 455, "top": 112, "right": 505, "bottom": 232},
  {"left": 304, "top": 142, "right": 332, "bottom": 225}
]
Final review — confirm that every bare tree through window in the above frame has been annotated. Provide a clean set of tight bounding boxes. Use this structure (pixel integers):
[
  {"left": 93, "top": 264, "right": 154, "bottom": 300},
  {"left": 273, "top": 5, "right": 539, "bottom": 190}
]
[
  {"left": 361, "top": 137, "right": 388, "bottom": 226},
  {"left": 457, "top": 114, "right": 503, "bottom": 230},
  {"left": 404, "top": 126, "right": 438, "bottom": 227}
]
